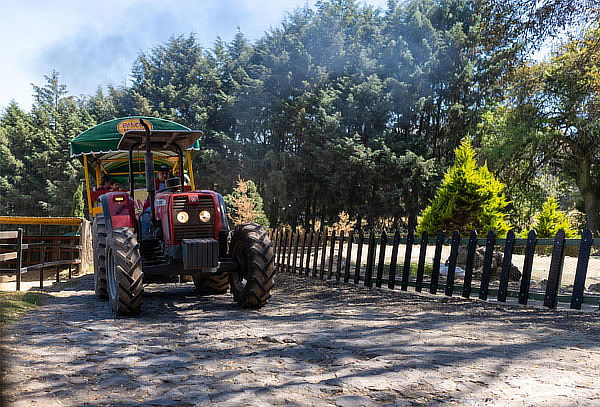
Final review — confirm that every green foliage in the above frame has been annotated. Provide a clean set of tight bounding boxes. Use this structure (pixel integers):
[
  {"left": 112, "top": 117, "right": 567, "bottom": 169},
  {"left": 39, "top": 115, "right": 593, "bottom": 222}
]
[
  {"left": 223, "top": 179, "right": 270, "bottom": 228},
  {"left": 477, "top": 105, "right": 561, "bottom": 229},
  {"left": 523, "top": 196, "right": 577, "bottom": 238},
  {"left": 71, "top": 183, "right": 84, "bottom": 218},
  {"left": 0, "top": 72, "right": 92, "bottom": 218},
  {"left": 99, "top": 0, "right": 497, "bottom": 229},
  {"left": 4, "top": 0, "right": 591, "bottom": 231},
  {"left": 478, "top": 24, "right": 600, "bottom": 232},
  {"left": 417, "top": 139, "right": 510, "bottom": 236}
]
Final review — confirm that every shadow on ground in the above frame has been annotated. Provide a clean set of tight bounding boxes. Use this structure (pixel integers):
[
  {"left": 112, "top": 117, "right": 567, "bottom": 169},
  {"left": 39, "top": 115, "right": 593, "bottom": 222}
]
[{"left": 2, "top": 271, "right": 600, "bottom": 406}]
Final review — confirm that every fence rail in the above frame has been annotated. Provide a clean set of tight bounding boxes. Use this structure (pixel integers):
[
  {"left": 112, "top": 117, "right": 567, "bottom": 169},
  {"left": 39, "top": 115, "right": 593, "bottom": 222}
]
[
  {"left": 272, "top": 228, "right": 600, "bottom": 311},
  {"left": 0, "top": 218, "right": 89, "bottom": 291}
]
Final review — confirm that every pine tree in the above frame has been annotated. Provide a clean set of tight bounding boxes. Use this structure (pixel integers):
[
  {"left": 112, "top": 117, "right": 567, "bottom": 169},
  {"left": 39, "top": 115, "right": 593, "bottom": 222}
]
[
  {"left": 71, "top": 183, "right": 84, "bottom": 218},
  {"left": 527, "top": 196, "right": 577, "bottom": 238},
  {"left": 417, "top": 138, "right": 510, "bottom": 236},
  {"left": 223, "top": 178, "right": 270, "bottom": 228}
]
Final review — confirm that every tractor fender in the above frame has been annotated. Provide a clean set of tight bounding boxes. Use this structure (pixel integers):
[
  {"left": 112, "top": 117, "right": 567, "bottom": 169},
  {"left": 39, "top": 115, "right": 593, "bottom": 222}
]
[
  {"left": 99, "top": 192, "right": 137, "bottom": 231},
  {"left": 215, "top": 193, "right": 230, "bottom": 234}
]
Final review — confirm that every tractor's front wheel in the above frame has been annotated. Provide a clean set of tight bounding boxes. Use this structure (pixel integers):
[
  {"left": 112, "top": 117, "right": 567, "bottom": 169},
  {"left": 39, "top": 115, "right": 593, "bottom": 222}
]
[
  {"left": 229, "top": 223, "right": 275, "bottom": 308},
  {"left": 92, "top": 214, "right": 108, "bottom": 299},
  {"left": 193, "top": 272, "right": 229, "bottom": 295},
  {"left": 106, "top": 227, "right": 144, "bottom": 316}
]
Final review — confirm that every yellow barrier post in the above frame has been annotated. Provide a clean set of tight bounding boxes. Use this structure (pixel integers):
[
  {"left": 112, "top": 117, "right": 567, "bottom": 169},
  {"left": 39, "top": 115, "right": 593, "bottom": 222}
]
[
  {"left": 83, "top": 155, "right": 93, "bottom": 216},
  {"left": 95, "top": 165, "right": 101, "bottom": 188},
  {"left": 187, "top": 150, "right": 196, "bottom": 190}
]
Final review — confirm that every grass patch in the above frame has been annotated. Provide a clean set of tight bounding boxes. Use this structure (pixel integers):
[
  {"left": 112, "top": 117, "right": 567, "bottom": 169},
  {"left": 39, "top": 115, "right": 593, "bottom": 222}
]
[{"left": 0, "top": 291, "right": 49, "bottom": 326}]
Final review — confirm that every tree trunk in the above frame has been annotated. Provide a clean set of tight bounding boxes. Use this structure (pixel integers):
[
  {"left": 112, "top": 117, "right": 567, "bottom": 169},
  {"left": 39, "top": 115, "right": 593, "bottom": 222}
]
[
  {"left": 582, "top": 189, "right": 599, "bottom": 233},
  {"left": 575, "top": 154, "right": 600, "bottom": 233},
  {"left": 406, "top": 214, "right": 416, "bottom": 232}
]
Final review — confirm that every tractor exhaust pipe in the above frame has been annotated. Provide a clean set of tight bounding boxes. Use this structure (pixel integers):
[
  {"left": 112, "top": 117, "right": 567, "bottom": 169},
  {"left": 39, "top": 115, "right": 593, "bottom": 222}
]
[{"left": 140, "top": 119, "right": 156, "bottom": 222}]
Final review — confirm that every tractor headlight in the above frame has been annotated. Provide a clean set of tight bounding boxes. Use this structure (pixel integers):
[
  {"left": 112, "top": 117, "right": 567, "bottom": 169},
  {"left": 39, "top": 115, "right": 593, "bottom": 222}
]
[
  {"left": 199, "top": 210, "right": 211, "bottom": 223},
  {"left": 176, "top": 211, "right": 189, "bottom": 224}
]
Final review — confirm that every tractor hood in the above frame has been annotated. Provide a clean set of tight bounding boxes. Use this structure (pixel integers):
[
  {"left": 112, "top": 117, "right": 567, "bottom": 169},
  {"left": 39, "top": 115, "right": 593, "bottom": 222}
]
[{"left": 70, "top": 116, "right": 201, "bottom": 158}]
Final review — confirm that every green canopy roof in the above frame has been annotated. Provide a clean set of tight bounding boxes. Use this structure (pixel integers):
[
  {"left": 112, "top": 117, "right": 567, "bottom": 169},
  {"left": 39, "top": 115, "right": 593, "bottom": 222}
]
[{"left": 70, "top": 116, "right": 200, "bottom": 158}]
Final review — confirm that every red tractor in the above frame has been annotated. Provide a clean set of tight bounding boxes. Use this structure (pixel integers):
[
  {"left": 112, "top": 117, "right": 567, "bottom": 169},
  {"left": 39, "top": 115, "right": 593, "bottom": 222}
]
[{"left": 71, "top": 117, "right": 274, "bottom": 315}]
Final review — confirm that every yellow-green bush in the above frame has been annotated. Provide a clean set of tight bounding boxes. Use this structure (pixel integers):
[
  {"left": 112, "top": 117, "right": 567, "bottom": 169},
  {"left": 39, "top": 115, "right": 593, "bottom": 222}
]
[{"left": 417, "top": 139, "right": 510, "bottom": 236}]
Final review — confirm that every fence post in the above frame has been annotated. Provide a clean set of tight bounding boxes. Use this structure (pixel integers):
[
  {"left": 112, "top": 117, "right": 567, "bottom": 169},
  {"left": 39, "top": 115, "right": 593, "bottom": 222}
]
[
  {"left": 336, "top": 231, "right": 345, "bottom": 281},
  {"left": 39, "top": 241, "right": 45, "bottom": 288},
  {"left": 280, "top": 230, "right": 286, "bottom": 272},
  {"left": 462, "top": 231, "right": 478, "bottom": 298},
  {"left": 479, "top": 231, "right": 496, "bottom": 301},
  {"left": 274, "top": 229, "right": 281, "bottom": 267},
  {"left": 445, "top": 231, "right": 460, "bottom": 297},
  {"left": 518, "top": 230, "right": 537, "bottom": 305},
  {"left": 320, "top": 229, "right": 329, "bottom": 279},
  {"left": 78, "top": 220, "right": 88, "bottom": 274},
  {"left": 299, "top": 231, "right": 307, "bottom": 275},
  {"left": 312, "top": 229, "right": 322, "bottom": 277},
  {"left": 497, "top": 230, "right": 515, "bottom": 303},
  {"left": 354, "top": 230, "right": 364, "bottom": 284},
  {"left": 288, "top": 230, "right": 295, "bottom": 272},
  {"left": 292, "top": 230, "right": 300, "bottom": 274},
  {"left": 401, "top": 230, "right": 414, "bottom": 291},
  {"left": 277, "top": 229, "right": 285, "bottom": 268},
  {"left": 305, "top": 230, "right": 314, "bottom": 276},
  {"left": 68, "top": 241, "right": 73, "bottom": 280},
  {"left": 388, "top": 230, "right": 400, "bottom": 289},
  {"left": 415, "top": 232, "right": 428, "bottom": 292},
  {"left": 15, "top": 228, "right": 23, "bottom": 292},
  {"left": 284, "top": 230, "right": 290, "bottom": 272},
  {"left": 430, "top": 231, "right": 444, "bottom": 294},
  {"left": 375, "top": 231, "right": 387, "bottom": 288},
  {"left": 364, "top": 232, "right": 376, "bottom": 288},
  {"left": 544, "top": 229, "right": 566, "bottom": 309},
  {"left": 272, "top": 229, "right": 279, "bottom": 266},
  {"left": 571, "top": 229, "right": 593, "bottom": 310},
  {"left": 344, "top": 230, "right": 354, "bottom": 283},
  {"left": 56, "top": 239, "right": 61, "bottom": 282},
  {"left": 327, "top": 231, "right": 336, "bottom": 279},
  {"left": 281, "top": 230, "right": 292, "bottom": 272}
]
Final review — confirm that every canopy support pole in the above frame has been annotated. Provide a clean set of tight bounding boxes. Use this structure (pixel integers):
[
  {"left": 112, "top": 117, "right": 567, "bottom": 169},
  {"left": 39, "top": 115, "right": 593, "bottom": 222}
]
[
  {"left": 95, "top": 165, "right": 101, "bottom": 188},
  {"left": 83, "top": 155, "right": 93, "bottom": 216},
  {"left": 187, "top": 150, "right": 195, "bottom": 190}
]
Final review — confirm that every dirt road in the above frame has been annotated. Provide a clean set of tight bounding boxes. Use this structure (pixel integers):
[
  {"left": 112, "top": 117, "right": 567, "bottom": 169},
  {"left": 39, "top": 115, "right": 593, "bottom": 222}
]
[{"left": 2, "top": 272, "right": 600, "bottom": 406}]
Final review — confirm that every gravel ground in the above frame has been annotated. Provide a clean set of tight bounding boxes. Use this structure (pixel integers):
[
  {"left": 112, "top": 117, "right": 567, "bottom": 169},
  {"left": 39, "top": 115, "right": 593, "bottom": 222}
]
[{"left": 2, "top": 271, "right": 600, "bottom": 406}]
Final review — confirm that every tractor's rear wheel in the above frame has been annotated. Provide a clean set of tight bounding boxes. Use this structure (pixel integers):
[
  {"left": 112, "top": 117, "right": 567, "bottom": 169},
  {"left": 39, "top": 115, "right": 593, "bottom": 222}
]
[
  {"left": 106, "top": 227, "right": 144, "bottom": 316},
  {"left": 229, "top": 223, "right": 275, "bottom": 308},
  {"left": 193, "top": 272, "right": 229, "bottom": 295},
  {"left": 92, "top": 214, "right": 108, "bottom": 299}
]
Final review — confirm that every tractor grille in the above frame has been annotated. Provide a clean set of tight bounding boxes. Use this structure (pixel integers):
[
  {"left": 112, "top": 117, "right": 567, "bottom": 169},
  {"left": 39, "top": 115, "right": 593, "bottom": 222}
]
[{"left": 173, "top": 195, "right": 215, "bottom": 241}]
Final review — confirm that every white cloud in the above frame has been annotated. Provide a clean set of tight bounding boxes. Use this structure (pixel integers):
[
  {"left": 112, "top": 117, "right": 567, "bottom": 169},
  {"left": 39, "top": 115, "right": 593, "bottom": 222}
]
[{"left": 0, "top": 0, "right": 390, "bottom": 109}]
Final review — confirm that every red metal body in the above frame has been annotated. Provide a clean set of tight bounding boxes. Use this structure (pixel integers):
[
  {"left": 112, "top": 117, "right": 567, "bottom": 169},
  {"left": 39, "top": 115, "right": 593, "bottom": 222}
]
[
  {"left": 155, "top": 191, "right": 224, "bottom": 247},
  {"left": 101, "top": 191, "right": 137, "bottom": 229},
  {"left": 102, "top": 189, "right": 225, "bottom": 249}
]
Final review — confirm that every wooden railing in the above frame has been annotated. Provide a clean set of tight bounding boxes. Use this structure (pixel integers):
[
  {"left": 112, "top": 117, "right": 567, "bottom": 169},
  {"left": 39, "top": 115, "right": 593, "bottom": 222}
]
[
  {"left": 0, "top": 229, "right": 24, "bottom": 290},
  {"left": 0, "top": 217, "right": 91, "bottom": 291}
]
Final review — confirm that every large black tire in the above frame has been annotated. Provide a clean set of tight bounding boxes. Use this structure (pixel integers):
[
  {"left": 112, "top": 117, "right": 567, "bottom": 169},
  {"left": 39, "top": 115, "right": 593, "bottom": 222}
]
[
  {"left": 106, "top": 227, "right": 144, "bottom": 316},
  {"left": 229, "top": 223, "right": 275, "bottom": 308},
  {"left": 193, "top": 272, "right": 229, "bottom": 295},
  {"left": 92, "top": 214, "right": 108, "bottom": 299}
]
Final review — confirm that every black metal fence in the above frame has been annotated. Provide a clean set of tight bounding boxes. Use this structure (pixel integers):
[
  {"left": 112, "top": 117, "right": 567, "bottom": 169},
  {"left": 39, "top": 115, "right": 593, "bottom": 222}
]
[{"left": 271, "top": 228, "right": 600, "bottom": 310}]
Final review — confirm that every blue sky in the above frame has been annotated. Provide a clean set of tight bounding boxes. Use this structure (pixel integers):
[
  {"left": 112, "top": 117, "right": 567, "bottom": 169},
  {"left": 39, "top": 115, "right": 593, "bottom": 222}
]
[{"left": 1, "top": 0, "right": 389, "bottom": 110}]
